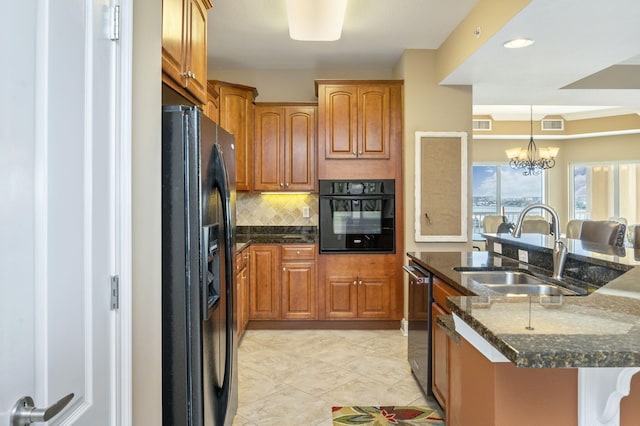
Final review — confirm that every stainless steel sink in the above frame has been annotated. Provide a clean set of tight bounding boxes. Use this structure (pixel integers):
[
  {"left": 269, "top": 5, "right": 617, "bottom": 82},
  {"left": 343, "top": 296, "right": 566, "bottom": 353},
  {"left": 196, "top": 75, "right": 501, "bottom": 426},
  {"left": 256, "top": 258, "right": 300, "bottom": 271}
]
[
  {"left": 455, "top": 269, "right": 579, "bottom": 296},
  {"left": 482, "top": 283, "right": 571, "bottom": 296}
]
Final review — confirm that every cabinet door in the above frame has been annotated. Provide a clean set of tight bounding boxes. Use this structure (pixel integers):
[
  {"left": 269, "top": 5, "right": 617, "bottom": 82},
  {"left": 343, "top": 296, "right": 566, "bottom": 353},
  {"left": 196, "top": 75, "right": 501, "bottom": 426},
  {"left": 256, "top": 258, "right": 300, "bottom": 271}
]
[
  {"left": 218, "top": 85, "right": 255, "bottom": 191},
  {"left": 284, "top": 106, "right": 316, "bottom": 191},
  {"left": 324, "top": 276, "right": 358, "bottom": 319},
  {"left": 236, "top": 265, "right": 247, "bottom": 338},
  {"left": 281, "top": 260, "right": 317, "bottom": 319},
  {"left": 358, "top": 85, "right": 390, "bottom": 159},
  {"left": 161, "top": 0, "right": 186, "bottom": 86},
  {"left": 323, "top": 86, "right": 357, "bottom": 159},
  {"left": 432, "top": 302, "right": 448, "bottom": 410},
  {"left": 184, "top": 0, "right": 208, "bottom": 103},
  {"left": 249, "top": 245, "right": 280, "bottom": 319},
  {"left": 253, "top": 106, "right": 284, "bottom": 191},
  {"left": 357, "top": 275, "right": 391, "bottom": 318},
  {"left": 204, "top": 81, "right": 219, "bottom": 123}
]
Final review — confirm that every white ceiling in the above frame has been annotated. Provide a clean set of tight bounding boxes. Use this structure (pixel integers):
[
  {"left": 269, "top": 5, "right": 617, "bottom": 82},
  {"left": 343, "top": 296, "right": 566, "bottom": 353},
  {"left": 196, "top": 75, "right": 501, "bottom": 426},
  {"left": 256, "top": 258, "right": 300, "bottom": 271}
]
[{"left": 207, "top": 0, "right": 640, "bottom": 120}]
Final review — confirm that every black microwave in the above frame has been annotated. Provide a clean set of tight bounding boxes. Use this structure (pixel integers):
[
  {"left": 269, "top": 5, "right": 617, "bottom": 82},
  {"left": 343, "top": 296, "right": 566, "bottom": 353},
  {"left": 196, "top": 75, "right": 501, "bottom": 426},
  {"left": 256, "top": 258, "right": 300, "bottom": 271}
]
[{"left": 318, "top": 179, "right": 395, "bottom": 253}]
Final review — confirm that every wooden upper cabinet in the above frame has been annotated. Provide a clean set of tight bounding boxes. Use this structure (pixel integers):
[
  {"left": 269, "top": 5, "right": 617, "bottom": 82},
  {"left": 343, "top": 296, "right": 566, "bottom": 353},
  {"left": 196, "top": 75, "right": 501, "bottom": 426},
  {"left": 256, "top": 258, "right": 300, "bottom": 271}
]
[
  {"left": 322, "top": 86, "right": 358, "bottom": 159},
  {"left": 317, "top": 81, "right": 395, "bottom": 160},
  {"left": 184, "top": 0, "right": 208, "bottom": 102},
  {"left": 203, "top": 81, "right": 219, "bottom": 123},
  {"left": 211, "top": 81, "right": 258, "bottom": 191},
  {"left": 358, "top": 85, "right": 391, "bottom": 159},
  {"left": 161, "top": 0, "right": 212, "bottom": 104},
  {"left": 254, "top": 103, "right": 317, "bottom": 192}
]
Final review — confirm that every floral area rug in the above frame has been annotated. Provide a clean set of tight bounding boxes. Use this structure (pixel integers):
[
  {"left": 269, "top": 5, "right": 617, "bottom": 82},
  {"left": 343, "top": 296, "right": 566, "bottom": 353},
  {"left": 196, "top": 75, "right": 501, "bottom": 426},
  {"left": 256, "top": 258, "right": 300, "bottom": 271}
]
[{"left": 332, "top": 406, "right": 445, "bottom": 426}]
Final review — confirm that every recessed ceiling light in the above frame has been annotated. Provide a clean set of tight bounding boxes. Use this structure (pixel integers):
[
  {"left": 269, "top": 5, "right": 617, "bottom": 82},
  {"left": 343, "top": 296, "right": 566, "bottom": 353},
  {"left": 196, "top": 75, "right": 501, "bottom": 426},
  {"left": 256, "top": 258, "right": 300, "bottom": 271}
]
[{"left": 503, "top": 38, "right": 535, "bottom": 49}]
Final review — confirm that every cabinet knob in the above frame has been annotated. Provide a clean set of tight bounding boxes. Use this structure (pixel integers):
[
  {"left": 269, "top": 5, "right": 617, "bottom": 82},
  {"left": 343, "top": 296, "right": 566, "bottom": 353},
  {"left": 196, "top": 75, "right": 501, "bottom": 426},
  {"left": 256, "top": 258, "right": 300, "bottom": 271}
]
[
  {"left": 359, "top": 280, "right": 363, "bottom": 285},
  {"left": 285, "top": 183, "right": 289, "bottom": 188},
  {"left": 280, "top": 182, "right": 284, "bottom": 187},
  {"left": 296, "top": 250, "right": 300, "bottom": 256},
  {"left": 353, "top": 280, "right": 357, "bottom": 285},
  {"left": 282, "top": 267, "right": 286, "bottom": 272},
  {"left": 352, "top": 150, "right": 357, "bottom": 156},
  {"left": 358, "top": 151, "right": 363, "bottom": 155}
]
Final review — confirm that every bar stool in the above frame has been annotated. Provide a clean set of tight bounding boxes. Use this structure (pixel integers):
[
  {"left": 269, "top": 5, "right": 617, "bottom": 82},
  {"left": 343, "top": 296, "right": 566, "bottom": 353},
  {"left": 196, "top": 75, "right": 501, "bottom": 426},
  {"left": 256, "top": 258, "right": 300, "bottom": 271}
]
[{"left": 578, "top": 220, "right": 626, "bottom": 247}]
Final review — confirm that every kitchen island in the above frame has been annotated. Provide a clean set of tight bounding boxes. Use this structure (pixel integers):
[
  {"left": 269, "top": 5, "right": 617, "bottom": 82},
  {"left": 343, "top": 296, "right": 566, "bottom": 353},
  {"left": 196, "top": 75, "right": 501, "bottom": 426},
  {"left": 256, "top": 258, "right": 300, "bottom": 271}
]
[{"left": 408, "top": 233, "right": 640, "bottom": 426}]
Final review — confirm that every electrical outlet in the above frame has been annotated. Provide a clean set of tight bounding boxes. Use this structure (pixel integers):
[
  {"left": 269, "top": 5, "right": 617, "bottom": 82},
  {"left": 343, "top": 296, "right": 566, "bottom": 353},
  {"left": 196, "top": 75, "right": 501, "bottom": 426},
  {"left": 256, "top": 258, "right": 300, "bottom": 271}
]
[
  {"left": 518, "top": 249, "right": 529, "bottom": 263},
  {"left": 302, "top": 206, "right": 310, "bottom": 218},
  {"left": 493, "top": 242, "right": 502, "bottom": 255}
]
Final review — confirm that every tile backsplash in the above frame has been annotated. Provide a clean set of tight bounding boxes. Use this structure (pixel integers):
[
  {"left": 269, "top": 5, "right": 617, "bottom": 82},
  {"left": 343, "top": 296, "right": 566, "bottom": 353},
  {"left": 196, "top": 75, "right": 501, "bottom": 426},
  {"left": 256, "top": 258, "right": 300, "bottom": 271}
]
[{"left": 236, "top": 192, "right": 319, "bottom": 226}]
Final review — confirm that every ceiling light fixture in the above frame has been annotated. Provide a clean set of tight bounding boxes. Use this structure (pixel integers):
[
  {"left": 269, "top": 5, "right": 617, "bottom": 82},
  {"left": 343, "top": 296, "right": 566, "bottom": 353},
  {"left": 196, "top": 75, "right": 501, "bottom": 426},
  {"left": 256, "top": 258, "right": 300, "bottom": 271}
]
[
  {"left": 286, "top": 0, "right": 347, "bottom": 41},
  {"left": 506, "top": 106, "right": 559, "bottom": 176},
  {"left": 503, "top": 38, "right": 534, "bottom": 49}
]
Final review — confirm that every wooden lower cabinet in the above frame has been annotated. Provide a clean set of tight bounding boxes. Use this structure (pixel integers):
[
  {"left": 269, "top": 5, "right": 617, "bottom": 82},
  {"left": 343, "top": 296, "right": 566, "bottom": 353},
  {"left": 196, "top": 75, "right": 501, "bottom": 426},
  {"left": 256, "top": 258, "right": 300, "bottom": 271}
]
[
  {"left": 431, "top": 276, "right": 463, "bottom": 411},
  {"left": 236, "top": 246, "right": 250, "bottom": 339},
  {"left": 248, "top": 244, "right": 317, "bottom": 321},
  {"left": 320, "top": 254, "right": 398, "bottom": 320},
  {"left": 448, "top": 336, "right": 579, "bottom": 426},
  {"left": 432, "top": 302, "right": 448, "bottom": 408},
  {"left": 281, "top": 245, "right": 317, "bottom": 319},
  {"left": 249, "top": 245, "right": 281, "bottom": 319}
]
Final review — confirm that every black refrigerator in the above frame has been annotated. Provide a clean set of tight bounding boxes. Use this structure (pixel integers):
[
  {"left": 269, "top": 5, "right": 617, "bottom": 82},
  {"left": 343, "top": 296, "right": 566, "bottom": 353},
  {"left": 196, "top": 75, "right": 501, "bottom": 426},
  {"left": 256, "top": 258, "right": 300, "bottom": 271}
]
[{"left": 162, "top": 105, "right": 238, "bottom": 426}]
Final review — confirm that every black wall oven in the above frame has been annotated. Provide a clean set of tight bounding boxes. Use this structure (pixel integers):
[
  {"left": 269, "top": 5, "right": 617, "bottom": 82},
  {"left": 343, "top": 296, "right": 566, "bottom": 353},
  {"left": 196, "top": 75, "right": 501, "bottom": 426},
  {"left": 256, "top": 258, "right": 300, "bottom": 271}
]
[{"left": 319, "top": 179, "right": 395, "bottom": 253}]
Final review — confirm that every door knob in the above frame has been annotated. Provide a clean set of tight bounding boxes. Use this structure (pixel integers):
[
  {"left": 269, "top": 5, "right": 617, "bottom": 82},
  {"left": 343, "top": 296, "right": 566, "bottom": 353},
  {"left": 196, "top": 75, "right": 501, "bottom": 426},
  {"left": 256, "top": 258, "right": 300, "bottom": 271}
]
[{"left": 11, "top": 393, "right": 74, "bottom": 426}]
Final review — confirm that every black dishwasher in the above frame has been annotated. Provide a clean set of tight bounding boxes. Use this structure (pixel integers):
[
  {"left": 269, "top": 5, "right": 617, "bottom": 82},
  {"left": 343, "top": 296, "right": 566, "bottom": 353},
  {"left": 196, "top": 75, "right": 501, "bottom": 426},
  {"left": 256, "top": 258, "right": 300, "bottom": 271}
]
[{"left": 403, "top": 261, "right": 433, "bottom": 396}]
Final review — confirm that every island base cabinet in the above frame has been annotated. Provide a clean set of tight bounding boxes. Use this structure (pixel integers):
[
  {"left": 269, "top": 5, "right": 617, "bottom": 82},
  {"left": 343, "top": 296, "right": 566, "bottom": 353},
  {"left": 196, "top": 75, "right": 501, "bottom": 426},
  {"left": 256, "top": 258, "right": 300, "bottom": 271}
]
[
  {"left": 621, "top": 373, "right": 640, "bottom": 423},
  {"left": 448, "top": 337, "right": 578, "bottom": 426}
]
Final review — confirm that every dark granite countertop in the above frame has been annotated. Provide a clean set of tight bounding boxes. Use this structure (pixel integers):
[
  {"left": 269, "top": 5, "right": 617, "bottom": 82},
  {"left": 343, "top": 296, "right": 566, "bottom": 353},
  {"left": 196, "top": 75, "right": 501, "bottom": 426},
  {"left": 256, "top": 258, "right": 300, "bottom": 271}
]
[
  {"left": 407, "top": 248, "right": 640, "bottom": 368},
  {"left": 235, "top": 226, "right": 318, "bottom": 253}
]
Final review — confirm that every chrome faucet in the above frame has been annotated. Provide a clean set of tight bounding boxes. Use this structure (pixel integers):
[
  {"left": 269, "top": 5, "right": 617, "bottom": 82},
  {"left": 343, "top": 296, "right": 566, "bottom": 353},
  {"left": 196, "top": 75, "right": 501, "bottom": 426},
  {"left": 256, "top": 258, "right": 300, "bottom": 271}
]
[{"left": 511, "top": 203, "right": 568, "bottom": 280}]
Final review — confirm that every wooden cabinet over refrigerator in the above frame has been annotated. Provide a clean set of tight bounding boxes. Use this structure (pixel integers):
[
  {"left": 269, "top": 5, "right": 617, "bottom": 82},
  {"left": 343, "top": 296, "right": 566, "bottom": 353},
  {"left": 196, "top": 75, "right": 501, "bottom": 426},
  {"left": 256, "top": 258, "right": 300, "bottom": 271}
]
[{"left": 162, "top": 0, "right": 212, "bottom": 104}]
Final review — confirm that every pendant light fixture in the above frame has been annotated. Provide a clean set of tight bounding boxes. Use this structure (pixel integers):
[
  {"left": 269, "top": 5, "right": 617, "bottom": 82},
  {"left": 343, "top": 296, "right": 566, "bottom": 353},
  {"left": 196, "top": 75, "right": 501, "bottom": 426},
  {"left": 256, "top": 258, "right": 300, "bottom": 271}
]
[{"left": 506, "top": 106, "right": 559, "bottom": 176}]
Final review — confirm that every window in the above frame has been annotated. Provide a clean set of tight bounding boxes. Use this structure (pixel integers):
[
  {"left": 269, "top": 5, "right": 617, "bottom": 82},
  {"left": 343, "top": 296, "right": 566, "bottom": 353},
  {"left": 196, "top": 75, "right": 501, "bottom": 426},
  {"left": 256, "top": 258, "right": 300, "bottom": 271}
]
[
  {"left": 570, "top": 162, "right": 640, "bottom": 224},
  {"left": 472, "top": 164, "right": 545, "bottom": 236}
]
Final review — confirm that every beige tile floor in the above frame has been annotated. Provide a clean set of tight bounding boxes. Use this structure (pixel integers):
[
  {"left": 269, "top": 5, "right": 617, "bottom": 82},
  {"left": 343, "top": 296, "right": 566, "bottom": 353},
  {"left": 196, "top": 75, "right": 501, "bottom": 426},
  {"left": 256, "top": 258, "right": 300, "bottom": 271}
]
[{"left": 232, "top": 329, "right": 443, "bottom": 426}]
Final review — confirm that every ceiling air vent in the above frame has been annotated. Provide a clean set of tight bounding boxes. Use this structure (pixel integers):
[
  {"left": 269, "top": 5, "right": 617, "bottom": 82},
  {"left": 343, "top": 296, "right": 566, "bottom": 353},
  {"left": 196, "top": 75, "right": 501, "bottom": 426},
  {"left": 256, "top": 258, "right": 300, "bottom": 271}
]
[
  {"left": 473, "top": 119, "right": 492, "bottom": 131},
  {"left": 541, "top": 118, "right": 564, "bottom": 131}
]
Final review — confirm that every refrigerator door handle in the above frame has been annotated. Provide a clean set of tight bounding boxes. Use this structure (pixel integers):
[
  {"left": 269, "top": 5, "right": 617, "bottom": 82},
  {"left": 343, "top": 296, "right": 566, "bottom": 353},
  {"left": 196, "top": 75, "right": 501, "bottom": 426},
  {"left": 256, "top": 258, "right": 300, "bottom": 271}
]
[{"left": 211, "top": 143, "right": 234, "bottom": 414}]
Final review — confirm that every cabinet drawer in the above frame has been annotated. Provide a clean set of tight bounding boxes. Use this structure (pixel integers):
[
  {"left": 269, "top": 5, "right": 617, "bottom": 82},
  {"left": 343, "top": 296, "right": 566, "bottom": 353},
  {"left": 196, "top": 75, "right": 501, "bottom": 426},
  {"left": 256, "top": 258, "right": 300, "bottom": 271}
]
[
  {"left": 281, "top": 244, "right": 316, "bottom": 260},
  {"left": 236, "top": 247, "right": 249, "bottom": 271},
  {"left": 433, "top": 277, "right": 462, "bottom": 313}
]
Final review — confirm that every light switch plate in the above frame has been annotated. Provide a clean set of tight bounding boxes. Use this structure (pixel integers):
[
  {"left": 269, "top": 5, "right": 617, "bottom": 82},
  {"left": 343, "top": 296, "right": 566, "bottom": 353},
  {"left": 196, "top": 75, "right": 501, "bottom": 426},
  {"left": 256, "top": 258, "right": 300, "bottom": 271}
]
[
  {"left": 518, "top": 249, "right": 529, "bottom": 263},
  {"left": 494, "top": 242, "right": 502, "bottom": 254}
]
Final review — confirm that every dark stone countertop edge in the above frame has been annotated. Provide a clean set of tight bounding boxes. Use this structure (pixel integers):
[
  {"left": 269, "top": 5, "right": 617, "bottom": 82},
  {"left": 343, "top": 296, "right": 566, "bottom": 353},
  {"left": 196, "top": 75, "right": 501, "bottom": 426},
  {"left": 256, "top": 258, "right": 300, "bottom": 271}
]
[
  {"left": 235, "top": 226, "right": 318, "bottom": 253},
  {"left": 407, "top": 250, "right": 640, "bottom": 368}
]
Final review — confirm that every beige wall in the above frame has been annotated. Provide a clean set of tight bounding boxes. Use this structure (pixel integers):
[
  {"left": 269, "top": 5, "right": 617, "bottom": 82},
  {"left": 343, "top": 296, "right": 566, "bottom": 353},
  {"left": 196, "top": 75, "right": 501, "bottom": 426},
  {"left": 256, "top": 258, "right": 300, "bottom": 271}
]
[
  {"left": 395, "top": 49, "right": 473, "bottom": 254},
  {"left": 208, "top": 68, "right": 394, "bottom": 102},
  {"left": 133, "top": 0, "right": 162, "bottom": 422},
  {"left": 472, "top": 132, "right": 640, "bottom": 228}
]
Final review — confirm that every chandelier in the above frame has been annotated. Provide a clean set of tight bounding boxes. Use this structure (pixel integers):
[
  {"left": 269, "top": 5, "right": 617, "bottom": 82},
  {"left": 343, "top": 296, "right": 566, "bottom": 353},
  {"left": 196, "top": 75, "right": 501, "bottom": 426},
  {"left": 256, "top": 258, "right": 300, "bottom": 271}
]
[{"left": 505, "top": 106, "right": 559, "bottom": 176}]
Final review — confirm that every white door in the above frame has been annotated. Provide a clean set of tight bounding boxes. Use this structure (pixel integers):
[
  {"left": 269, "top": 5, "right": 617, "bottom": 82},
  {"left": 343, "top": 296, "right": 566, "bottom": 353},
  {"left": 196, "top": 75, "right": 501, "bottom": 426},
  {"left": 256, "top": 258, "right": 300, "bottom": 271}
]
[{"left": 0, "top": 0, "right": 129, "bottom": 424}]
